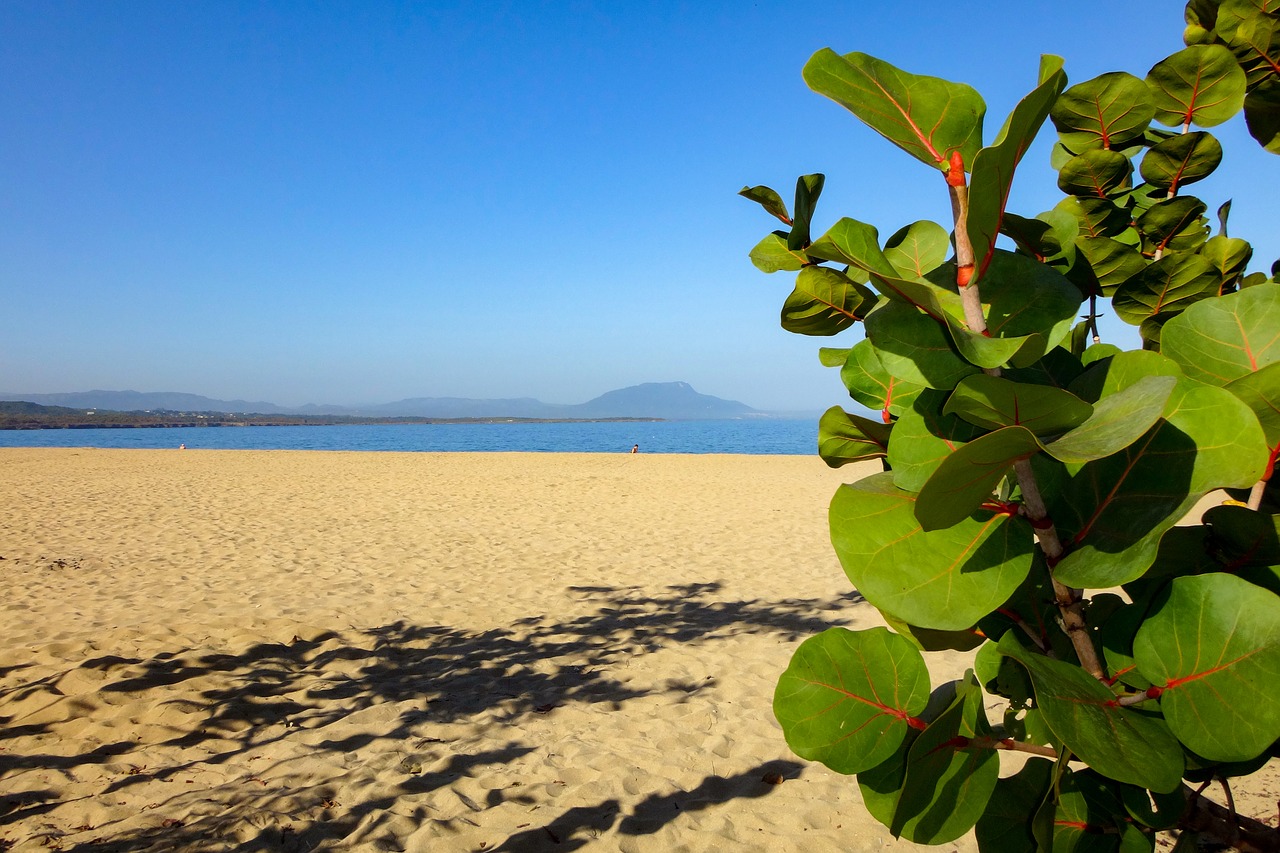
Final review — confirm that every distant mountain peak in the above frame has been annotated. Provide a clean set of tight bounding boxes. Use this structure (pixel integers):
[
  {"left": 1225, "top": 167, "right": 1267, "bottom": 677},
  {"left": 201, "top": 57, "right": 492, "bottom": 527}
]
[{"left": 1, "top": 382, "right": 759, "bottom": 420}]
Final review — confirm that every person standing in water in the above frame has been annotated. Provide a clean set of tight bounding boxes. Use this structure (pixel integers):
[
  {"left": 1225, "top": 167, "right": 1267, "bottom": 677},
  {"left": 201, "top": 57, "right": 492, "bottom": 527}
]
[{"left": 630, "top": 444, "right": 639, "bottom": 453}]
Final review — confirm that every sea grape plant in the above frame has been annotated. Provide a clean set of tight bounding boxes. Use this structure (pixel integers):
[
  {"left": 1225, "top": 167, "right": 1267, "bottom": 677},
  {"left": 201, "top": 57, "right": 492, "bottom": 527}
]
[{"left": 743, "top": 3, "right": 1280, "bottom": 850}]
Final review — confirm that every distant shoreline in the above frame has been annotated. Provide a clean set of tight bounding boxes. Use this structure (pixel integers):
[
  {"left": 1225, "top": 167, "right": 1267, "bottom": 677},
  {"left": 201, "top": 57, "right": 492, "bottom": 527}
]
[{"left": 0, "top": 415, "right": 664, "bottom": 431}]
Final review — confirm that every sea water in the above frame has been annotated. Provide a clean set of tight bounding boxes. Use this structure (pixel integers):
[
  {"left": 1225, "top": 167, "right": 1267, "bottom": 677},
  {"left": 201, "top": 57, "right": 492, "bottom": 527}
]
[{"left": 0, "top": 418, "right": 819, "bottom": 455}]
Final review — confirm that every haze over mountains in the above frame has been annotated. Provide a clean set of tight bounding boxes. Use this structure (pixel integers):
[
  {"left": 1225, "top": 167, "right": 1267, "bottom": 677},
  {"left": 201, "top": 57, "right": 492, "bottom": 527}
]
[{"left": 1, "top": 382, "right": 768, "bottom": 421}]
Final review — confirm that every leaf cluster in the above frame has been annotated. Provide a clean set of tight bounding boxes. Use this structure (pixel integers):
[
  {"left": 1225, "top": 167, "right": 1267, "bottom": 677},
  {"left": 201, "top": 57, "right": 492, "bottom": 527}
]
[{"left": 742, "top": 4, "right": 1280, "bottom": 848}]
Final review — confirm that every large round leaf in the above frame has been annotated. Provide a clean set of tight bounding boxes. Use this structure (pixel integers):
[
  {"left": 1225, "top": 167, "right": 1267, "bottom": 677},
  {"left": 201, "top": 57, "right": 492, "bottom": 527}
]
[
  {"left": 1161, "top": 284, "right": 1280, "bottom": 385},
  {"left": 830, "top": 473, "right": 1035, "bottom": 630},
  {"left": 1146, "top": 44, "right": 1247, "bottom": 127},
  {"left": 1075, "top": 236, "right": 1147, "bottom": 296},
  {"left": 975, "top": 758, "right": 1055, "bottom": 853},
  {"left": 818, "top": 406, "right": 891, "bottom": 467},
  {"left": 1226, "top": 361, "right": 1280, "bottom": 446},
  {"left": 1051, "top": 72, "right": 1154, "bottom": 151},
  {"left": 1057, "top": 149, "right": 1134, "bottom": 197},
  {"left": 749, "top": 231, "right": 808, "bottom": 273},
  {"left": 1044, "top": 375, "right": 1178, "bottom": 465},
  {"left": 1052, "top": 378, "right": 1267, "bottom": 587},
  {"left": 886, "top": 389, "right": 984, "bottom": 492},
  {"left": 1133, "top": 573, "right": 1280, "bottom": 762},
  {"left": 1244, "top": 79, "right": 1280, "bottom": 154},
  {"left": 1226, "top": 12, "right": 1280, "bottom": 90},
  {"left": 738, "top": 184, "right": 790, "bottom": 224},
  {"left": 865, "top": 300, "right": 978, "bottom": 390},
  {"left": 884, "top": 220, "right": 950, "bottom": 279},
  {"left": 780, "top": 266, "right": 876, "bottom": 336},
  {"left": 863, "top": 673, "right": 1000, "bottom": 845},
  {"left": 997, "top": 634, "right": 1184, "bottom": 793},
  {"left": 1136, "top": 196, "right": 1211, "bottom": 255},
  {"left": 1112, "top": 253, "right": 1218, "bottom": 325},
  {"left": 945, "top": 374, "right": 1093, "bottom": 435},
  {"left": 803, "top": 50, "right": 986, "bottom": 170},
  {"left": 1138, "top": 131, "right": 1223, "bottom": 191},
  {"left": 975, "top": 250, "right": 1083, "bottom": 362},
  {"left": 915, "top": 426, "right": 1042, "bottom": 531},
  {"left": 840, "top": 339, "right": 925, "bottom": 417},
  {"left": 1056, "top": 195, "right": 1132, "bottom": 238},
  {"left": 773, "top": 627, "right": 930, "bottom": 775}
]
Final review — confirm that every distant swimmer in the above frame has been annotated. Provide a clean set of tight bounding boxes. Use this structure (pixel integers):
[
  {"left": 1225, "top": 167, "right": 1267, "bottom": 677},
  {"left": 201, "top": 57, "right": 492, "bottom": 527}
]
[
  {"left": 179, "top": 443, "right": 186, "bottom": 450},
  {"left": 631, "top": 444, "right": 639, "bottom": 453}
]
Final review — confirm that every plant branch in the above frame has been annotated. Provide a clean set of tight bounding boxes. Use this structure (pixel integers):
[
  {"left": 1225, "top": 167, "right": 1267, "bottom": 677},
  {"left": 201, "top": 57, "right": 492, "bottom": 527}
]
[
  {"left": 1012, "top": 459, "right": 1106, "bottom": 680},
  {"left": 967, "top": 736, "right": 1059, "bottom": 758},
  {"left": 943, "top": 167, "right": 1105, "bottom": 681},
  {"left": 1180, "top": 783, "right": 1280, "bottom": 853}
]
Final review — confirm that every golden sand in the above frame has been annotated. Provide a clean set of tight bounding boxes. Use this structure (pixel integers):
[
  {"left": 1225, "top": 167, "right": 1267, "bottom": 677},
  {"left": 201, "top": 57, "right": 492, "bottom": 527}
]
[{"left": 0, "top": 448, "right": 1273, "bottom": 851}]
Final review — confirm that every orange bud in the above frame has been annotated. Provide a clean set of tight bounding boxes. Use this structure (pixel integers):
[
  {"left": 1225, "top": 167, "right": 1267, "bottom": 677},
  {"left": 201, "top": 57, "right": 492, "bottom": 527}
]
[
  {"left": 945, "top": 150, "right": 965, "bottom": 187},
  {"left": 956, "top": 264, "right": 974, "bottom": 287}
]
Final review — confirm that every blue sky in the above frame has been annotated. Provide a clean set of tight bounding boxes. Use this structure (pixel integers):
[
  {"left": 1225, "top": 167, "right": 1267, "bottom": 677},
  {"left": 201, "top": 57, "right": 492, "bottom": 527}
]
[{"left": 2, "top": 1, "right": 1276, "bottom": 412}]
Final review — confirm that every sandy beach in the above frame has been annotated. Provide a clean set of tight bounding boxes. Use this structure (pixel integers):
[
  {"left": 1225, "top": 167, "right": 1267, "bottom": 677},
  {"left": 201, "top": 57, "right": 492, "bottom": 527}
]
[{"left": 1, "top": 448, "right": 1274, "bottom": 852}]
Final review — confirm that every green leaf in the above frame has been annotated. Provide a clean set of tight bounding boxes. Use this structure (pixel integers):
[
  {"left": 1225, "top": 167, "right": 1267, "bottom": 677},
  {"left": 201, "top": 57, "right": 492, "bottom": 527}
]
[
  {"left": 818, "top": 405, "right": 891, "bottom": 467},
  {"left": 1227, "top": 11, "right": 1280, "bottom": 90},
  {"left": 879, "top": 611, "right": 986, "bottom": 652},
  {"left": 781, "top": 266, "right": 876, "bottom": 335},
  {"left": 1075, "top": 236, "right": 1148, "bottom": 296},
  {"left": 975, "top": 250, "right": 1084, "bottom": 362},
  {"left": 841, "top": 339, "right": 926, "bottom": 417},
  {"left": 1136, "top": 196, "right": 1210, "bottom": 255},
  {"left": 749, "top": 231, "right": 808, "bottom": 273},
  {"left": 774, "top": 626, "right": 930, "bottom": 775},
  {"left": 803, "top": 49, "right": 986, "bottom": 171},
  {"left": 788, "top": 173, "right": 825, "bottom": 251},
  {"left": 1001, "top": 210, "right": 1078, "bottom": 262},
  {"left": 997, "top": 634, "right": 1184, "bottom": 793},
  {"left": 1052, "top": 379, "right": 1268, "bottom": 587},
  {"left": 1070, "top": 349, "right": 1185, "bottom": 403},
  {"left": 1054, "top": 195, "right": 1132, "bottom": 239},
  {"left": 1044, "top": 375, "right": 1179, "bottom": 464},
  {"left": 915, "top": 426, "right": 1041, "bottom": 531},
  {"left": 830, "top": 473, "right": 1035, "bottom": 630},
  {"left": 819, "top": 346, "right": 851, "bottom": 368},
  {"left": 1113, "top": 252, "right": 1218, "bottom": 325},
  {"left": 1054, "top": 769, "right": 1131, "bottom": 853},
  {"left": 1198, "top": 233, "right": 1254, "bottom": 292},
  {"left": 1161, "top": 283, "right": 1280, "bottom": 384},
  {"left": 967, "top": 56, "right": 1068, "bottom": 275},
  {"left": 1244, "top": 79, "right": 1280, "bottom": 153},
  {"left": 1139, "top": 131, "right": 1224, "bottom": 191},
  {"left": 1146, "top": 45, "right": 1248, "bottom": 127},
  {"left": 1203, "top": 503, "right": 1280, "bottom": 571},
  {"left": 865, "top": 301, "right": 978, "bottom": 390},
  {"left": 891, "top": 672, "right": 999, "bottom": 843},
  {"left": 1057, "top": 149, "right": 1134, "bottom": 197},
  {"left": 738, "top": 184, "right": 791, "bottom": 224},
  {"left": 884, "top": 220, "right": 950, "bottom": 278},
  {"left": 1099, "top": 601, "right": 1154, "bottom": 692},
  {"left": 1051, "top": 72, "right": 1155, "bottom": 151},
  {"left": 1119, "top": 780, "right": 1187, "bottom": 831},
  {"left": 1225, "top": 361, "right": 1280, "bottom": 444},
  {"left": 1004, "top": 346, "right": 1086, "bottom": 390},
  {"left": 945, "top": 374, "right": 1094, "bottom": 435},
  {"left": 975, "top": 758, "right": 1055, "bottom": 853},
  {"left": 885, "top": 390, "right": 985, "bottom": 492},
  {"left": 1133, "top": 573, "right": 1280, "bottom": 761}
]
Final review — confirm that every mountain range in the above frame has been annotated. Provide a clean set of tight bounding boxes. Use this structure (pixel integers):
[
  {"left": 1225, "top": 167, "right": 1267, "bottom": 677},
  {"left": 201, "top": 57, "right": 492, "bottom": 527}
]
[{"left": 0, "top": 382, "right": 762, "bottom": 421}]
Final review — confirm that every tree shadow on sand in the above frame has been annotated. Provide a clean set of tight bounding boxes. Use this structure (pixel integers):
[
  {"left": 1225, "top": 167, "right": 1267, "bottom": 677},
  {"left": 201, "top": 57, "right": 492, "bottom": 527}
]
[{"left": 0, "top": 582, "right": 862, "bottom": 851}]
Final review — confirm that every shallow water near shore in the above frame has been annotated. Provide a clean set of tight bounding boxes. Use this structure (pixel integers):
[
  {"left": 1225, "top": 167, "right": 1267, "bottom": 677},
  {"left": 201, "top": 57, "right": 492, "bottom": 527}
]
[{"left": 0, "top": 417, "right": 817, "bottom": 454}]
